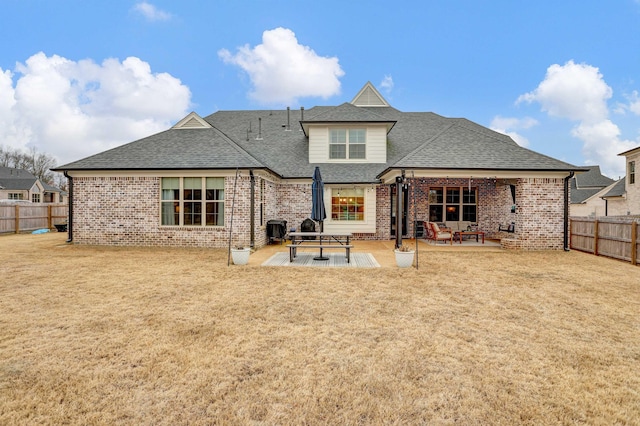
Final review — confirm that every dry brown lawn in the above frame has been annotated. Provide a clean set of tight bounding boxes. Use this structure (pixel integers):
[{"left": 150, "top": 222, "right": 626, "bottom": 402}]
[{"left": 1, "top": 232, "right": 639, "bottom": 425}]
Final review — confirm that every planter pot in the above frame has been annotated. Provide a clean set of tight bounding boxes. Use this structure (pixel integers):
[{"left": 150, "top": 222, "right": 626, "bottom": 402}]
[
  {"left": 394, "top": 249, "right": 415, "bottom": 268},
  {"left": 231, "top": 247, "right": 251, "bottom": 265}
]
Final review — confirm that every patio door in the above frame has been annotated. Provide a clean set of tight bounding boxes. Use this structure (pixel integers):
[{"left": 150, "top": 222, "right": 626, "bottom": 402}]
[{"left": 390, "top": 183, "right": 408, "bottom": 236}]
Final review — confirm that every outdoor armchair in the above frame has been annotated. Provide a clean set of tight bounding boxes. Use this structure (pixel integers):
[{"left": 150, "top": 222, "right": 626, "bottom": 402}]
[{"left": 428, "top": 222, "right": 453, "bottom": 245}]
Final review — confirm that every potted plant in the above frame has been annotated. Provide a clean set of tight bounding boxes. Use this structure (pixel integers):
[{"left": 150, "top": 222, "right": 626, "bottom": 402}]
[
  {"left": 230, "top": 244, "right": 251, "bottom": 265},
  {"left": 394, "top": 244, "right": 415, "bottom": 268}
]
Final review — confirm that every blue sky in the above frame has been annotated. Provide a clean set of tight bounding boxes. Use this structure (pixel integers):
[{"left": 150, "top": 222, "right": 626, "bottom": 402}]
[{"left": 1, "top": 1, "right": 639, "bottom": 178}]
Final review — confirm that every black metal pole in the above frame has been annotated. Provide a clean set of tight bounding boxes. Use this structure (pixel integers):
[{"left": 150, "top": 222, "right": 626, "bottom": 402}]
[{"left": 395, "top": 176, "right": 403, "bottom": 249}]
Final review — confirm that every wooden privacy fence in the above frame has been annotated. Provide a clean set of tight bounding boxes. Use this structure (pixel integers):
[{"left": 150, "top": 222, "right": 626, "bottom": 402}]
[
  {"left": 570, "top": 217, "right": 639, "bottom": 266},
  {"left": 0, "top": 204, "right": 68, "bottom": 234}
]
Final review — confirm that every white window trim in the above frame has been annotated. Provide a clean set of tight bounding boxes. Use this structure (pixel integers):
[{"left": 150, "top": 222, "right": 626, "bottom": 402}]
[
  {"left": 324, "top": 185, "right": 376, "bottom": 233},
  {"left": 160, "top": 177, "right": 225, "bottom": 227},
  {"left": 328, "top": 127, "right": 367, "bottom": 161}
]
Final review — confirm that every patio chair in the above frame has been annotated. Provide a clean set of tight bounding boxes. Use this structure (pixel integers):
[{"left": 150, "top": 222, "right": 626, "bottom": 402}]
[{"left": 428, "top": 222, "right": 453, "bottom": 245}]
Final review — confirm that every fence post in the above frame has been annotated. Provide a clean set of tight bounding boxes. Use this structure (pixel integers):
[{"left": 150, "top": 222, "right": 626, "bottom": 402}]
[
  {"left": 632, "top": 221, "right": 637, "bottom": 266},
  {"left": 15, "top": 205, "right": 20, "bottom": 234},
  {"left": 593, "top": 219, "right": 598, "bottom": 256},
  {"left": 48, "top": 205, "right": 52, "bottom": 229}
]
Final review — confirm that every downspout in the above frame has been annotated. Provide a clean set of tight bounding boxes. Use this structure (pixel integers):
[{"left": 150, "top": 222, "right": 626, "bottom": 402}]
[
  {"left": 250, "top": 169, "right": 255, "bottom": 248},
  {"left": 563, "top": 171, "right": 574, "bottom": 251},
  {"left": 63, "top": 171, "right": 73, "bottom": 243}
]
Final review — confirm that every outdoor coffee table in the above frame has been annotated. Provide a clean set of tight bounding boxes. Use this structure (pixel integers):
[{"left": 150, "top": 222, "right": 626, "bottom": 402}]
[{"left": 454, "top": 231, "right": 485, "bottom": 244}]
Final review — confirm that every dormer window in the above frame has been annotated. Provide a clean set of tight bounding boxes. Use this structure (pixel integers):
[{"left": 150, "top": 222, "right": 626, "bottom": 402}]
[{"left": 329, "top": 128, "right": 366, "bottom": 159}]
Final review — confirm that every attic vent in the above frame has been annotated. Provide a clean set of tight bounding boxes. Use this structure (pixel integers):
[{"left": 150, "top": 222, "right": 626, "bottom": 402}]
[
  {"left": 182, "top": 117, "right": 204, "bottom": 128},
  {"left": 351, "top": 82, "right": 390, "bottom": 107},
  {"left": 359, "top": 87, "right": 386, "bottom": 106},
  {"left": 172, "top": 112, "right": 212, "bottom": 129}
]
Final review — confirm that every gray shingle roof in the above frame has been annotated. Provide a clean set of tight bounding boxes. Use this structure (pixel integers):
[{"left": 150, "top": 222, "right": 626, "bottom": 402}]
[
  {"left": 574, "top": 166, "right": 614, "bottom": 188},
  {"left": 0, "top": 167, "right": 37, "bottom": 190},
  {"left": 55, "top": 90, "right": 583, "bottom": 183},
  {"left": 55, "top": 128, "right": 264, "bottom": 171},
  {"left": 570, "top": 179, "right": 601, "bottom": 204},
  {"left": 602, "top": 178, "right": 626, "bottom": 198}
]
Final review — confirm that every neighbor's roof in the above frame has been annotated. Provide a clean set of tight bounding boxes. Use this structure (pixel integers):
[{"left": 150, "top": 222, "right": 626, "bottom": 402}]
[
  {"left": 570, "top": 166, "right": 615, "bottom": 204},
  {"left": 574, "top": 166, "right": 614, "bottom": 188},
  {"left": 54, "top": 84, "right": 583, "bottom": 183},
  {"left": 618, "top": 144, "right": 640, "bottom": 157},
  {"left": 0, "top": 166, "right": 37, "bottom": 190},
  {"left": 602, "top": 178, "right": 626, "bottom": 198}
]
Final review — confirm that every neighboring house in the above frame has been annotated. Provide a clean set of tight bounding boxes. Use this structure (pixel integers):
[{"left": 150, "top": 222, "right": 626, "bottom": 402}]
[
  {"left": 594, "top": 144, "right": 640, "bottom": 217},
  {"left": 612, "top": 145, "right": 640, "bottom": 216},
  {"left": 0, "top": 166, "right": 63, "bottom": 203},
  {"left": 600, "top": 178, "right": 628, "bottom": 216},
  {"left": 569, "top": 166, "right": 615, "bottom": 217},
  {"left": 54, "top": 82, "right": 585, "bottom": 250}
]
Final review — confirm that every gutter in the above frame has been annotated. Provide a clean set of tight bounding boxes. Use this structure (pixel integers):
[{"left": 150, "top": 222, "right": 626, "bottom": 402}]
[
  {"left": 564, "top": 171, "right": 574, "bottom": 251},
  {"left": 63, "top": 171, "right": 73, "bottom": 243}
]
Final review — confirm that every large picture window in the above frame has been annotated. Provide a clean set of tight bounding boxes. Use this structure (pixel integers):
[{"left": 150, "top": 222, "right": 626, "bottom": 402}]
[
  {"left": 161, "top": 177, "right": 224, "bottom": 226},
  {"left": 329, "top": 128, "right": 366, "bottom": 159},
  {"left": 331, "top": 188, "right": 365, "bottom": 221},
  {"left": 429, "top": 186, "right": 477, "bottom": 222}
]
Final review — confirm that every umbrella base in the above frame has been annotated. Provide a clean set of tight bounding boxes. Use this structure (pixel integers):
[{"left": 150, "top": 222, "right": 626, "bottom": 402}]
[{"left": 313, "top": 256, "right": 329, "bottom": 261}]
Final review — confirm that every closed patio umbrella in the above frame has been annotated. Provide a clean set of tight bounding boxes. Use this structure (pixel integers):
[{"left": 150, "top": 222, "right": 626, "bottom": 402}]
[{"left": 311, "top": 166, "right": 328, "bottom": 260}]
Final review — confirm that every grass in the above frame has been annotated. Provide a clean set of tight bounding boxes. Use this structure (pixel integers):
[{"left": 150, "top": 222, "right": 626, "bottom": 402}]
[{"left": 0, "top": 232, "right": 639, "bottom": 424}]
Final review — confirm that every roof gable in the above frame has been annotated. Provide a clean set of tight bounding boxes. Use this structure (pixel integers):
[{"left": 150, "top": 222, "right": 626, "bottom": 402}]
[
  {"left": 172, "top": 112, "right": 212, "bottom": 129},
  {"left": 351, "top": 82, "right": 389, "bottom": 107}
]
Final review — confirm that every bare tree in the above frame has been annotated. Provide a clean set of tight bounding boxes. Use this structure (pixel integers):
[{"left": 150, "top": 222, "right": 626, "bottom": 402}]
[
  {"left": 0, "top": 145, "right": 59, "bottom": 185},
  {"left": 29, "top": 147, "right": 57, "bottom": 184}
]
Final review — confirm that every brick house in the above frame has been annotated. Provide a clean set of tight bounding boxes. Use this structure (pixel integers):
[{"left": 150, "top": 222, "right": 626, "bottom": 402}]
[{"left": 54, "top": 82, "right": 584, "bottom": 250}]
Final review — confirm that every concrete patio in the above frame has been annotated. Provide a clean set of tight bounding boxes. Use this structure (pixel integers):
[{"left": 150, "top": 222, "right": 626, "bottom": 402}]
[{"left": 250, "top": 238, "right": 502, "bottom": 268}]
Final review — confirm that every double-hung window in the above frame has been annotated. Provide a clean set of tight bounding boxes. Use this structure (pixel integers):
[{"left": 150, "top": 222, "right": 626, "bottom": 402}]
[
  {"left": 329, "top": 128, "right": 366, "bottom": 159},
  {"left": 630, "top": 161, "right": 636, "bottom": 185},
  {"left": 161, "top": 177, "right": 224, "bottom": 226}
]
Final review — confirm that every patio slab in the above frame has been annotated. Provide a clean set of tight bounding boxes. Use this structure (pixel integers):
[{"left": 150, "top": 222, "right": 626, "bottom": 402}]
[{"left": 249, "top": 238, "right": 502, "bottom": 268}]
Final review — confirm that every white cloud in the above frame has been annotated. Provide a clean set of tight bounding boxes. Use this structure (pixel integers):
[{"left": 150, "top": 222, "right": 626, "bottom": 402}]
[
  {"left": 380, "top": 75, "right": 394, "bottom": 93},
  {"left": 218, "top": 27, "right": 344, "bottom": 105},
  {"left": 517, "top": 60, "right": 635, "bottom": 177},
  {"left": 571, "top": 120, "right": 636, "bottom": 174},
  {"left": 624, "top": 90, "right": 640, "bottom": 116},
  {"left": 132, "top": 2, "right": 172, "bottom": 21},
  {"left": 517, "top": 61, "right": 612, "bottom": 123},
  {"left": 490, "top": 116, "right": 538, "bottom": 148},
  {"left": 0, "top": 52, "right": 191, "bottom": 166}
]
